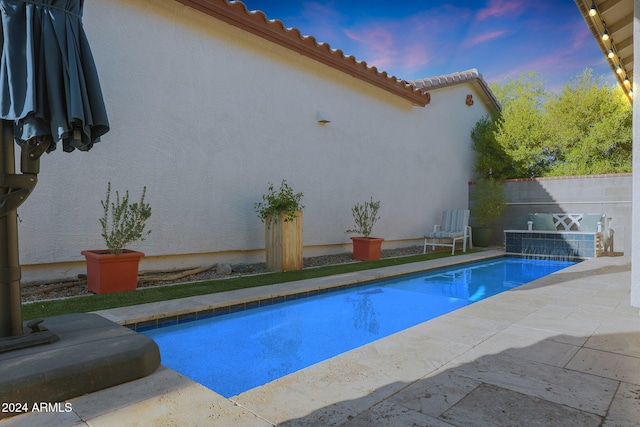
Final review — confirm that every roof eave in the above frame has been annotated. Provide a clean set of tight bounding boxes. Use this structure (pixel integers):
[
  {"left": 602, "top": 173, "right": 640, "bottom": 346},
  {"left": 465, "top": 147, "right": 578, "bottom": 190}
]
[
  {"left": 410, "top": 69, "right": 501, "bottom": 113},
  {"left": 574, "top": 0, "right": 633, "bottom": 103},
  {"left": 175, "top": 0, "right": 431, "bottom": 106}
]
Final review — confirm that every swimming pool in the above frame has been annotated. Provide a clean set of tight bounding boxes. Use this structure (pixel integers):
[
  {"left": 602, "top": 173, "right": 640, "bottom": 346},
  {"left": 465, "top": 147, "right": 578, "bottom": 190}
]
[{"left": 141, "top": 257, "right": 575, "bottom": 397}]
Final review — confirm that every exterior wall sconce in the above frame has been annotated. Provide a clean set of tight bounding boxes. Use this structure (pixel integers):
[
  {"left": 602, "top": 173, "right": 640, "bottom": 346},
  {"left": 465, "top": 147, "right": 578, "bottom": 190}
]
[
  {"left": 316, "top": 111, "right": 331, "bottom": 124},
  {"left": 465, "top": 94, "right": 474, "bottom": 106}
]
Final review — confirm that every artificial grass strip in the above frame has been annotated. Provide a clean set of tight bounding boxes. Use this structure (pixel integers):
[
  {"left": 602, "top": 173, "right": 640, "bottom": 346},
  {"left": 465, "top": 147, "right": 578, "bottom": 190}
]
[{"left": 22, "top": 250, "right": 478, "bottom": 320}]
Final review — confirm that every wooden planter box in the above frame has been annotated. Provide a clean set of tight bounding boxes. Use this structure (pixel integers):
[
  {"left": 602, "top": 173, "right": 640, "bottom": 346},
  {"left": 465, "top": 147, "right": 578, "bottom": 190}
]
[
  {"left": 81, "top": 249, "right": 144, "bottom": 294},
  {"left": 265, "top": 211, "right": 303, "bottom": 272}
]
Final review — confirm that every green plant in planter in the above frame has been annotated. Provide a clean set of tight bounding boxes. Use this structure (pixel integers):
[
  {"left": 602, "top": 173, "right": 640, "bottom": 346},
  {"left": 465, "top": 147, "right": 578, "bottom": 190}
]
[
  {"left": 99, "top": 182, "right": 152, "bottom": 255},
  {"left": 346, "top": 197, "right": 381, "bottom": 238},
  {"left": 470, "top": 178, "right": 506, "bottom": 227},
  {"left": 254, "top": 180, "right": 304, "bottom": 225}
]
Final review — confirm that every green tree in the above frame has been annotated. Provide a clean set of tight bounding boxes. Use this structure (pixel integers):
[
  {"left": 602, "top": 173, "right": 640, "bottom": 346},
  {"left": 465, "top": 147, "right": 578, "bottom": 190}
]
[
  {"left": 544, "top": 69, "right": 631, "bottom": 175},
  {"left": 490, "top": 71, "right": 549, "bottom": 106},
  {"left": 491, "top": 72, "right": 553, "bottom": 177},
  {"left": 471, "top": 69, "right": 632, "bottom": 179},
  {"left": 470, "top": 114, "right": 511, "bottom": 179}
]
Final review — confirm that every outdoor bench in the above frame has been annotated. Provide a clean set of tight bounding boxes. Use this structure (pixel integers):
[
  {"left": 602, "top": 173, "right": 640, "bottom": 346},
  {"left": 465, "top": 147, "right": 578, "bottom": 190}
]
[{"left": 505, "top": 213, "right": 614, "bottom": 259}]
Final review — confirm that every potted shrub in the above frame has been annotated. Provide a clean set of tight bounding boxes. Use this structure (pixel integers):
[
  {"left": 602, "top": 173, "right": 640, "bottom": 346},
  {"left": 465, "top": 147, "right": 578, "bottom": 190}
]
[
  {"left": 81, "top": 182, "right": 151, "bottom": 294},
  {"left": 469, "top": 178, "right": 506, "bottom": 247},
  {"left": 346, "top": 197, "right": 384, "bottom": 261},
  {"left": 254, "top": 180, "right": 304, "bottom": 272}
]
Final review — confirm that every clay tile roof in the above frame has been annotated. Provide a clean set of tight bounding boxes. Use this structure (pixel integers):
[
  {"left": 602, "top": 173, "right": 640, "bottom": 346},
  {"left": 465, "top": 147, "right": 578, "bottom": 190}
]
[
  {"left": 175, "top": 0, "right": 431, "bottom": 106},
  {"left": 411, "top": 69, "right": 501, "bottom": 111}
]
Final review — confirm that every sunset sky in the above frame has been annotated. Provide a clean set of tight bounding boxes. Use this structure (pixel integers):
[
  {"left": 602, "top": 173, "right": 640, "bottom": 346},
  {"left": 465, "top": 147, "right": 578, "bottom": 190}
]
[{"left": 239, "top": 0, "right": 614, "bottom": 91}]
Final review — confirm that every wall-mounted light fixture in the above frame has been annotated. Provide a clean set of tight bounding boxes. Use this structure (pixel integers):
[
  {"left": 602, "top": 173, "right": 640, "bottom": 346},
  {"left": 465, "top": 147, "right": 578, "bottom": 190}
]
[
  {"left": 465, "top": 94, "right": 474, "bottom": 106},
  {"left": 316, "top": 111, "right": 331, "bottom": 124}
]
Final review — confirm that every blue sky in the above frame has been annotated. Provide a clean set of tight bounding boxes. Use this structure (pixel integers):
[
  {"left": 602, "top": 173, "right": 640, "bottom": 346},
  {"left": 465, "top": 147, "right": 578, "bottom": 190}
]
[{"left": 239, "top": 0, "right": 615, "bottom": 91}]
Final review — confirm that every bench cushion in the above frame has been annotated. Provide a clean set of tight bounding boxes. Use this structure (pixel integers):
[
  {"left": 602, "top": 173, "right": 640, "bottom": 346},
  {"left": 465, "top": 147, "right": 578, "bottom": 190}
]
[
  {"left": 529, "top": 213, "right": 556, "bottom": 231},
  {"left": 579, "top": 214, "right": 602, "bottom": 232}
]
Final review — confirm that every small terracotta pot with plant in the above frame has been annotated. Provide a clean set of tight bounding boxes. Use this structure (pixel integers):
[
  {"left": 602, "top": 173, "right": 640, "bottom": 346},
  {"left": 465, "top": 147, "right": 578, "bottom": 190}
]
[
  {"left": 346, "top": 197, "right": 384, "bottom": 261},
  {"left": 81, "top": 182, "right": 151, "bottom": 294}
]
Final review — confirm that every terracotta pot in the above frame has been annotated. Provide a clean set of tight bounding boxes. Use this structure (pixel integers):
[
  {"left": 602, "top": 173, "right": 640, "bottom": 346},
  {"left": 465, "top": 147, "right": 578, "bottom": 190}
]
[
  {"left": 81, "top": 249, "right": 144, "bottom": 294},
  {"left": 351, "top": 237, "right": 384, "bottom": 261}
]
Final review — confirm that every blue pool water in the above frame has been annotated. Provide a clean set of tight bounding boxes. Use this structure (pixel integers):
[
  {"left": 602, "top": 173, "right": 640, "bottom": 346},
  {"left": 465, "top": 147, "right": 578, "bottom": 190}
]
[{"left": 142, "top": 257, "right": 575, "bottom": 397}]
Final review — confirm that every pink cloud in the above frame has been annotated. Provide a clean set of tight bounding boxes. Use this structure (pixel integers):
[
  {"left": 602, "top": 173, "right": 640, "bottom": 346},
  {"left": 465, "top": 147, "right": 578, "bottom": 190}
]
[
  {"left": 491, "top": 47, "right": 607, "bottom": 89},
  {"left": 566, "top": 22, "right": 593, "bottom": 51},
  {"left": 299, "top": 2, "right": 343, "bottom": 22},
  {"left": 476, "top": 0, "right": 525, "bottom": 21},
  {"left": 402, "top": 46, "right": 431, "bottom": 70},
  {"left": 291, "top": 2, "right": 349, "bottom": 43},
  {"left": 302, "top": 6, "right": 478, "bottom": 78},
  {"left": 344, "top": 27, "right": 395, "bottom": 49},
  {"left": 338, "top": 8, "right": 470, "bottom": 75},
  {"left": 343, "top": 23, "right": 434, "bottom": 76},
  {"left": 463, "top": 30, "right": 507, "bottom": 48},
  {"left": 344, "top": 27, "right": 399, "bottom": 70}
]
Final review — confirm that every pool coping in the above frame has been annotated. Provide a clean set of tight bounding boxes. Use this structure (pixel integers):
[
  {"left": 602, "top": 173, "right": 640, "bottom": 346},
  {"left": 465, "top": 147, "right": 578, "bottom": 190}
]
[{"left": 95, "top": 250, "right": 506, "bottom": 330}]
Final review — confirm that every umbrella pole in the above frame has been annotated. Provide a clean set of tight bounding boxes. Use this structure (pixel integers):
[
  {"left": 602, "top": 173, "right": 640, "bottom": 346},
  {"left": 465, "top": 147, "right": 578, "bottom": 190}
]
[{"left": 0, "top": 120, "right": 23, "bottom": 337}]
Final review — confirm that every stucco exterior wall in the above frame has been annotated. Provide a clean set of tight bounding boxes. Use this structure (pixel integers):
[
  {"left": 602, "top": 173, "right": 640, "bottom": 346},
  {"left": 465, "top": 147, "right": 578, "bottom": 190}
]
[{"left": 16, "top": 0, "right": 492, "bottom": 282}]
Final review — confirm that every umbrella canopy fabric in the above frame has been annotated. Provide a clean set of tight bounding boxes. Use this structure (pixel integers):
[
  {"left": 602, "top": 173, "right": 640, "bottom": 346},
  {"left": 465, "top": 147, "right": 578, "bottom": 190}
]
[{"left": 0, "top": 0, "right": 109, "bottom": 152}]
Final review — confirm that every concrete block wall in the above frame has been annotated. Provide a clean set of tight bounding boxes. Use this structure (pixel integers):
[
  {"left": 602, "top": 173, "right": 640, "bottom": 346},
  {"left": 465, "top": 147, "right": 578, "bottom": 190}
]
[{"left": 470, "top": 174, "right": 632, "bottom": 253}]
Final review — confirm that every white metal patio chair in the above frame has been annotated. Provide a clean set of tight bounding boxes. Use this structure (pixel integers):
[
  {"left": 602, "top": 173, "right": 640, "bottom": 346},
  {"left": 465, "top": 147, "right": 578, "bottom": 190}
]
[{"left": 423, "top": 209, "right": 472, "bottom": 255}]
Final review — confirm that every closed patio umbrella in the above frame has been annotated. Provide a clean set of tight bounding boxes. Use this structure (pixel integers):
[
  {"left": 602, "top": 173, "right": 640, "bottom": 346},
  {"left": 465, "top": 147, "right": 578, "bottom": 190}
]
[{"left": 0, "top": 0, "right": 109, "bottom": 339}]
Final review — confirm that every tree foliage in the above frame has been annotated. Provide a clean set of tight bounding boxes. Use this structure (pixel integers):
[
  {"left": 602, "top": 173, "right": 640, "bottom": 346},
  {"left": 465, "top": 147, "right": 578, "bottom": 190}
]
[
  {"left": 469, "top": 178, "right": 506, "bottom": 227},
  {"left": 470, "top": 114, "right": 511, "bottom": 179},
  {"left": 471, "top": 69, "right": 631, "bottom": 179}
]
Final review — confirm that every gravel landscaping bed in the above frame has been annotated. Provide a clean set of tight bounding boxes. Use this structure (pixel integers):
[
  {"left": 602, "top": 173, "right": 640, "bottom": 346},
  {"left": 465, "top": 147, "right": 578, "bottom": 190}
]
[{"left": 21, "top": 245, "right": 425, "bottom": 303}]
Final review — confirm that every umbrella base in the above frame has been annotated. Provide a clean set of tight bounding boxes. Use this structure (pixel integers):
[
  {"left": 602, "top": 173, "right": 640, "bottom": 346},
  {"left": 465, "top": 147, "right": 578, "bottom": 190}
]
[
  {"left": 0, "top": 313, "right": 160, "bottom": 420},
  {"left": 0, "top": 329, "right": 59, "bottom": 353}
]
